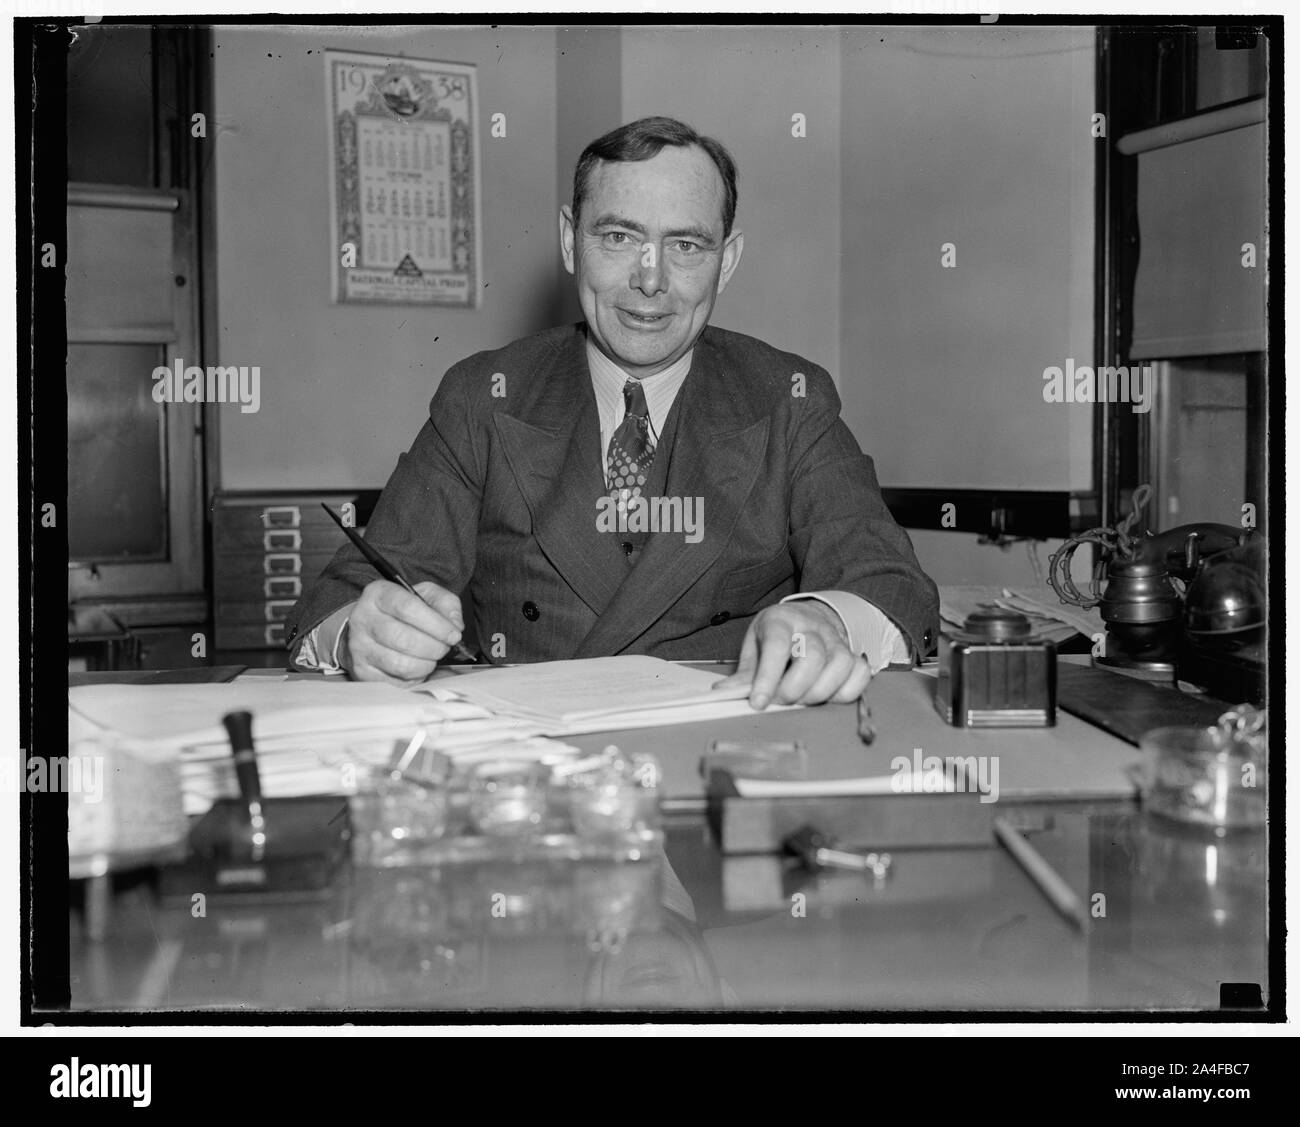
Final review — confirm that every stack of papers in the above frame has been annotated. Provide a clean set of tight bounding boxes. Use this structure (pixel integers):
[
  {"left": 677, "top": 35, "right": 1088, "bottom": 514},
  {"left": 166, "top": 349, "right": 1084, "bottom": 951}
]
[
  {"left": 68, "top": 657, "right": 768, "bottom": 817},
  {"left": 68, "top": 681, "right": 576, "bottom": 816},
  {"left": 68, "top": 681, "right": 479, "bottom": 755}
]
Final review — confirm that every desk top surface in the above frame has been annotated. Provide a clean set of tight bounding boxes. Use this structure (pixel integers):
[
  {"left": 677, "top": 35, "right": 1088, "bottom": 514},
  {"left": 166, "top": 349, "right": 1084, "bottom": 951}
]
[
  {"left": 71, "top": 805, "right": 1267, "bottom": 1013},
  {"left": 66, "top": 662, "right": 1269, "bottom": 1015},
  {"left": 562, "top": 665, "right": 1143, "bottom": 804}
]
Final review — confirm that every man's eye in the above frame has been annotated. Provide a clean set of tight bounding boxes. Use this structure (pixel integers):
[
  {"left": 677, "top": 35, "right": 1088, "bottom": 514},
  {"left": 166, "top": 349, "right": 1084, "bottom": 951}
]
[
  {"left": 672, "top": 240, "right": 700, "bottom": 254},
  {"left": 601, "top": 232, "right": 631, "bottom": 247}
]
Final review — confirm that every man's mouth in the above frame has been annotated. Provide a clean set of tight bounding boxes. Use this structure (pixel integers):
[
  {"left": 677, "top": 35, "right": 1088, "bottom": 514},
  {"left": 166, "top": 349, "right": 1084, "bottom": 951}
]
[{"left": 618, "top": 308, "right": 670, "bottom": 326}]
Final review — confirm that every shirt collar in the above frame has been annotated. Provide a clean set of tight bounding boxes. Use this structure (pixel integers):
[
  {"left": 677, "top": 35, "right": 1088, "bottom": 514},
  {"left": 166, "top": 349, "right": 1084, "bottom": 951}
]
[{"left": 586, "top": 337, "right": 694, "bottom": 435}]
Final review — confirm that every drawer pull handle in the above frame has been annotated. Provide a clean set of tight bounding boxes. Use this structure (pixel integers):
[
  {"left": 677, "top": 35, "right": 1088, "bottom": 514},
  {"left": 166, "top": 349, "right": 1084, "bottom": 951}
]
[
  {"left": 265, "top": 600, "right": 295, "bottom": 622},
  {"left": 264, "top": 553, "right": 301, "bottom": 575},
  {"left": 265, "top": 623, "right": 286, "bottom": 645},
  {"left": 264, "top": 576, "right": 302, "bottom": 598},
  {"left": 261, "top": 506, "right": 301, "bottom": 529},
  {"left": 264, "top": 529, "right": 301, "bottom": 552}
]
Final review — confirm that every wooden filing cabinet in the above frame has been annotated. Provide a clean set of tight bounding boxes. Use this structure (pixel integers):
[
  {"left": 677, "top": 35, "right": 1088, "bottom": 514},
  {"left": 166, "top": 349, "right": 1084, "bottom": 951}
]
[{"left": 211, "top": 491, "right": 376, "bottom": 650}]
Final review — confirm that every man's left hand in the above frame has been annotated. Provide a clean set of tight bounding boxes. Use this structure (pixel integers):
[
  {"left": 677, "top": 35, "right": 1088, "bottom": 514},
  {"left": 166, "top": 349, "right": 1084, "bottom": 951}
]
[{"left": 712, "top": 601, "right": 872, "bottom": 709}]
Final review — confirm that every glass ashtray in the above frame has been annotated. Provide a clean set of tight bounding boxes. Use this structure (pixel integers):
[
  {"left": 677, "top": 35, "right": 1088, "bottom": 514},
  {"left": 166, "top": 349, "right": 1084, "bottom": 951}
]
[
  {"left": 559, "top": 747, "right": 662, "bottom": 839},
  {"left": 351, "top": 769, "right": 450, "bottom": 867},
  {"left": 467, "top": 759, "right": 551, "bottom": 836},
  {"left": 1139, "top": 722, "right": 1266, "bottom": 832}
]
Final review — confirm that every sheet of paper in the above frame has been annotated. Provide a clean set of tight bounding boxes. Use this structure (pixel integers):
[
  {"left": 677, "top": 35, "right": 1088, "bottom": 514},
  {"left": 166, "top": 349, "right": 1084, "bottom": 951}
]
[
  {"left": 939, "top": 583, "right": 1104, "bottom": 644},
  {"left": 430, "top": 738, "right": 583, "bottom": 768},
  {"left": 997, "top": 588, "right": 1105, "bottom": 643},
  {"left": 549, "top": 697, "right": 794, "bottom": 736},
  {"left": 733, "top": 761, "right": 963, "bottom": 798},
  {"left": 425, "top": 655, "right": 777, "bottom": 728},
  {"left": 735, "top": 776, "right": 907, "bottom": 797}
]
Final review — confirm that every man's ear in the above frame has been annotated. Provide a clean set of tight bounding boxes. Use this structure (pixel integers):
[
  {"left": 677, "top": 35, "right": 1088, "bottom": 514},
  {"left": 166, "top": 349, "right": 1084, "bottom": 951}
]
[
  {"left": 716, "top": 229, "right": 744, "bottom": 296},
  {"left": 559, "top": 205, "right": 577, "bottom": 275}
]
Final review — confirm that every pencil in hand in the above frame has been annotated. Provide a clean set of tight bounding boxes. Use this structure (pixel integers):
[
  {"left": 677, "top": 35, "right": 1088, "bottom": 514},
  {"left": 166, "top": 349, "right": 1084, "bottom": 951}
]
[{"left": 320, "top": 503, "right": 477, "bottom": 664}]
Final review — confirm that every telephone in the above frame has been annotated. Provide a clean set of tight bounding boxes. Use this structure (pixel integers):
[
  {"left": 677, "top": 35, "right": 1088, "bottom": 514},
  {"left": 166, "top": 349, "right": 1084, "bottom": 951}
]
[{"left": 1047, "top": 485, "right": 1265, "bottom": 703}]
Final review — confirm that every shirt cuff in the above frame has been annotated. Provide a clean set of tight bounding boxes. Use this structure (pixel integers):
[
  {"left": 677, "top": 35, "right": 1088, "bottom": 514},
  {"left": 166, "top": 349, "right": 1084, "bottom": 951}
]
[
  {"left": 295, "top": 603, "right": 355, "bottom": 674},
  {"left": 781, "top": 590, "right": 911, "bottom": 673}
]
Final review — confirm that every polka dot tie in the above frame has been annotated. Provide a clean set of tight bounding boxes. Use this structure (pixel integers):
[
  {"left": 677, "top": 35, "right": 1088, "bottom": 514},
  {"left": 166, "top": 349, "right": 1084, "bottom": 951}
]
[{"left": 606, "top": 379, "right": 655, "bottom": 513}]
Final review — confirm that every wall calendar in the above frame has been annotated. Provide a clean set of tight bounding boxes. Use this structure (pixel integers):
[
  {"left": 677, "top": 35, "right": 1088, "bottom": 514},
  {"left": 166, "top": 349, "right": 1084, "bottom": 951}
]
[{"left": 325, "top": 50, "right": 481, "bottom": 306}]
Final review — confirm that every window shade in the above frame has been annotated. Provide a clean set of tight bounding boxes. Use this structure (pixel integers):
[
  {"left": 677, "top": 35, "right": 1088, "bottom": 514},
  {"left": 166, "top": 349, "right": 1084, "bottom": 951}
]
[
  {"left": 1129, "top": 120, "right": 1266, "bottom": 359},
  {"left": 66, "top": 187, "right": 179, "bottom": 344}
]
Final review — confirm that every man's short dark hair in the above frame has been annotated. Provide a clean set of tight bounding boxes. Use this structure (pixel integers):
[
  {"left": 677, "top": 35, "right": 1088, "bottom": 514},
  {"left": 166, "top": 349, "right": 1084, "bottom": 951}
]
[{"left": 571, "top": 116, "right": 739, "bottom": 238}]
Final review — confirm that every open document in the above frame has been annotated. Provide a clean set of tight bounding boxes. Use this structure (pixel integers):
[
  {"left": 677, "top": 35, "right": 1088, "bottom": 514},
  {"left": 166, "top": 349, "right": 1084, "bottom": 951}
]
[{"left": 422, "top": 655, "right": 789, "bottom": 734}]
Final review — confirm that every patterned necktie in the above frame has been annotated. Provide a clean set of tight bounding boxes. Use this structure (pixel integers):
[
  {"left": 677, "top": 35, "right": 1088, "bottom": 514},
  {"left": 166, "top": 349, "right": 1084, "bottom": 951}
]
[{"left": 606, "top": 379, "right": 656, "bottom": 511}]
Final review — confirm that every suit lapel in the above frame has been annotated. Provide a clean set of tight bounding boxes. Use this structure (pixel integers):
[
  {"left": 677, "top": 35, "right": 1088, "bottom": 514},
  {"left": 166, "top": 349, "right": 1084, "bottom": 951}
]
[
  {"left": 492, "top": 330, "right": 626, "bottom": 615},
  {"left": 575, "top": 334, "right": 771, "bottom": 656}
]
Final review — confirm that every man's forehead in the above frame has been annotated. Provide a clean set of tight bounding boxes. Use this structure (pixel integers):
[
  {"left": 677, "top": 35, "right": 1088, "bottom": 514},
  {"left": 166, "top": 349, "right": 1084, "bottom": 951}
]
[{"left": 586, "top": 145, "right": 726, "bottom": 228}]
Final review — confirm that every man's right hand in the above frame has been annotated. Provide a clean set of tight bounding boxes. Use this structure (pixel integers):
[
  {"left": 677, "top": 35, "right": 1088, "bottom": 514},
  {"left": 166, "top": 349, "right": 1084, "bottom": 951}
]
[{"left": 340, "top": 578, "right": 465, "bottom": 685}]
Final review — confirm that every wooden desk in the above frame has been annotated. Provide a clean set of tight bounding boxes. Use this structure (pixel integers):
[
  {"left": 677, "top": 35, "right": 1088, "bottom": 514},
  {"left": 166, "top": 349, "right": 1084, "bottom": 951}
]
[{"left": 66, "top": 665, "right": 1269, "bottom": 1014}]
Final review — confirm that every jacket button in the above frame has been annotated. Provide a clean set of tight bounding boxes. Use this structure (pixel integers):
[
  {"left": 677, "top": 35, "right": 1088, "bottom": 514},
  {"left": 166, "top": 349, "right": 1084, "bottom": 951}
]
[
  {"left": 621, "top": 541, "right": 634, "bottom": 556},
  {"left": 710, "top": 611, "right": 730, "bottom": 627},
  {"left": 923, "top": 628, "right": 934, "bottom": 648},
  {"left": 522, "top": 601, "right": 540, "bottom": 621},
  {"left": 287, "top": 625, "right": 298, "bottom": 644}
]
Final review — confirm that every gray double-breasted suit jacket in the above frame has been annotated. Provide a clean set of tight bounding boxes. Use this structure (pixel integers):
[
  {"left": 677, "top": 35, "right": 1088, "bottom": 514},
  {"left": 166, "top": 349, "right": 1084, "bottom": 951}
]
[{"left": 286, "top": 322, "right": 939, "bottom": 665}]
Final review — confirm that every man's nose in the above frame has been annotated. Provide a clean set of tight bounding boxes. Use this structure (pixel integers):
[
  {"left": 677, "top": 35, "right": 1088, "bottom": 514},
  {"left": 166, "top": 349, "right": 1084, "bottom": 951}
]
[{"left": 630, "top": 242, "right": 669, "bottom": 296}]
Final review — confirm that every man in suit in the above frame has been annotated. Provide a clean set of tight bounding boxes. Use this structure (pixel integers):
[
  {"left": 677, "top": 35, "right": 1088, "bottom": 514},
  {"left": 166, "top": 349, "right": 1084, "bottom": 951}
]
[{"left": 288, "top": 116, "right": 939, "bottom": 709}]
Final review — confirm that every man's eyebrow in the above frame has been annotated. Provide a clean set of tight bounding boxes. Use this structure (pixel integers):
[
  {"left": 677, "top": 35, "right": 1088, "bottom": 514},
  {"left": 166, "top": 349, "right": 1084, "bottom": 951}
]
[
  {"left": 587, "top": 215, "right": 718, "bottom": 245},
  {"left": 662, "top": 226, "right": 717, "bottom": 245},
  {"left": 588, "top": 213, "right": 647, "bottom": 235}
]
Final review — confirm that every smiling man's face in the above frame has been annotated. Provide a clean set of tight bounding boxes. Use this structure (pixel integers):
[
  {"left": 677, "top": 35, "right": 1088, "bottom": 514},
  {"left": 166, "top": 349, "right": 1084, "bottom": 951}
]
[{"left": 560, "top": 144, "right": 744, "bottom": 379}]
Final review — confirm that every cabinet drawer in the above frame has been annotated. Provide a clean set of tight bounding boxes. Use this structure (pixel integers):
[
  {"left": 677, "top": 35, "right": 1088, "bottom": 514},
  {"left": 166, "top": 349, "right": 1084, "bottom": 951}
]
[
  {"left": 213, "top": 524, "right": 353, "bottom": 553},
  {"left": 213, "top": 548, "right": 338, "bottom": 580},
  {"left": 213, "top": 598, "right": 297, "bottom": 625},
  {"left": 212, "top": 499, "right": 362, "bottom": 535},
  {"left": 214, "top": 621, "right": 288, "bottom": 649},
  {"left": 213, "top": 572, "right": 304, "bottom": 600}
]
